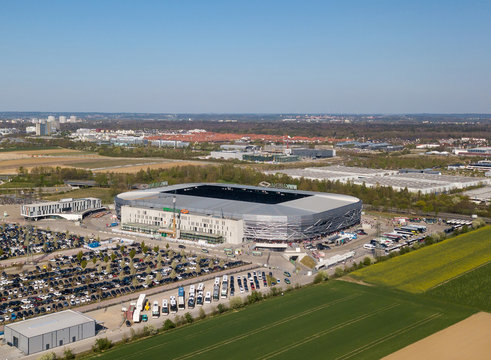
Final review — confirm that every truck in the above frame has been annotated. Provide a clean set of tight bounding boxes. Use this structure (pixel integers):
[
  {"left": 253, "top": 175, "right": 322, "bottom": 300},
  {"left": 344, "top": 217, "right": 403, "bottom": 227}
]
[
  {"left": 178, "top": 286, "right": 185, "bottom": 310},
  {"left": 170, "top": 296, "right": 177, "bottom": 313},
  {"left": 132, "top": 308, "right": 141, "bottom": 323},
  {"left": 136, "top": 294, "right": 146, "bottom": 311},
  {"left": 152, "top": 300, "right": 160, "bottom": 318},
  {"left": 106, "top": 222, "right": 118, "bottom": 227}
]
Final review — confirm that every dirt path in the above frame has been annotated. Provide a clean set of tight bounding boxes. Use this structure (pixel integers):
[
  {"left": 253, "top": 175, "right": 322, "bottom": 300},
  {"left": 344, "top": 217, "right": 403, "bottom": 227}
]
[{"left": 383, "top": 312, "right": 491, "bottom": 360}]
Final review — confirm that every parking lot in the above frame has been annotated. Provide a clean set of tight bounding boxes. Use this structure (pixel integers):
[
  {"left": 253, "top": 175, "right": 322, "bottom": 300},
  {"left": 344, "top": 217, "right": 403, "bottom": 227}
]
[
  {"left": 0, "top": 223, "right": 88, "bottom": 260},
  {"left": 0, "top": 240, "right": 245, "bottom": 326}
]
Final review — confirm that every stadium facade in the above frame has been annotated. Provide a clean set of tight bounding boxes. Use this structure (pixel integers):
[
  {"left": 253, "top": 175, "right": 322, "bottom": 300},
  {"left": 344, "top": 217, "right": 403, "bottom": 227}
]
[{"left": 115, "top": 183, "right": 362, "bottom": 244}]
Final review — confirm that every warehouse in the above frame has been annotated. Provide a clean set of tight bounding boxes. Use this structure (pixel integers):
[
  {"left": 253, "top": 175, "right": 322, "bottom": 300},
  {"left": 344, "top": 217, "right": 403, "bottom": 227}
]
[
  {"left": 115, "top": 183, "right": 362, "bottom": 243},
  {"left": 4, "top": 310, "right": 96, "bottom": 355},
  {"left": 269, "top": 166, "right": 491, "bottom": 194}
]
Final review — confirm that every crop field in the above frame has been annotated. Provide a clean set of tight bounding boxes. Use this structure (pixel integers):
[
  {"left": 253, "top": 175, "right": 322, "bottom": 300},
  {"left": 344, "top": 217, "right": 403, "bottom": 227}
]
[
  {"left": 91, "top": 281, "right": 473, "bottom": 360},
  {"left": 426, "top": 262, "right": 491, "bottom": 312},
  {"left": 0, "top": 147, "right": 210, "bottom": 174},
  {"left": 350, "top": 226, "right": 491, "bottom": 293}
]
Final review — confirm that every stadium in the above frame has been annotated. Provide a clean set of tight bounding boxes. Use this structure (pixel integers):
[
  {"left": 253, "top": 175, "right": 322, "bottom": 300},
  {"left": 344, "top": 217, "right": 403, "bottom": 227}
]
[{"left": 115, "top": 183, "right": 362, "bottom": 244}]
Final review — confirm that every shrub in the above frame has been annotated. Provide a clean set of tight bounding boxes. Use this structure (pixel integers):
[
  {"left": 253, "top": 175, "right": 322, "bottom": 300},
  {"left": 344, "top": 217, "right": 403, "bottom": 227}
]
[
  {"left": 162, "top": 319, "right": 176, "bottom": 331},
  {"left": 313, "top": 270, "right": 329, "bottom": 284},
  {"left": 92, "top": 337, "right": 113, "bottom": 353},
  {"left": 229, "top": 296, "right": 243, "bottom": 309},
  {"left": 174, "top": 315, "right": 185, "bottom": 326},
  {"left": 217, "top": 303, "right": 228, "bottom": 314},
  {"left": 247, "top": 291, "right": 263, "bottom": 304},
  {"left": 363, "top": 257, "right": 371, "bottom": 266},
  {"left": 334, "top": 267, "right": 345, "bottom": 278},
  {"left": 142, "top": 325, "right": 157, "bottom": 336},
  {"left": 38, "top": 352, "right": 57, "bottom": 360},
  {"left": 63, "top": 348, "right": 75, "bottom": 360},
  {"left": 199, "top": 307, "right": 206, "bottom": 319},
  {"left": 185, "top": 312, "right": 194, "bottom": 324}
]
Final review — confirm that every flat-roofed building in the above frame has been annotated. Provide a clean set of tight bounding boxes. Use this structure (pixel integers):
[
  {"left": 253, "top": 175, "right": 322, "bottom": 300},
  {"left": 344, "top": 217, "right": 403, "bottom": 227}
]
[
  {"left": 20, "top": 197, "right": 103, "bottom": 220},
  {"left": 4, "top": 310, "right": 96, "bottom": 355}
]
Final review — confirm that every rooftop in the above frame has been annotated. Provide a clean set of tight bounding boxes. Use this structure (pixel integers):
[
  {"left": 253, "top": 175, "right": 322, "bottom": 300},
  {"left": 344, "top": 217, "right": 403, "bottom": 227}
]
[{"left": 6, "top": 310, "right": 95, "bottom": 338}]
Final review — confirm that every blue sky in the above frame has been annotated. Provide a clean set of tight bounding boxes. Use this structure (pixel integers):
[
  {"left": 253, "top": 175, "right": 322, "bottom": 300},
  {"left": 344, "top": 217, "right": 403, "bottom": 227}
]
[{"left": 0, "top": 0, "right": 489, "bottom": 113}]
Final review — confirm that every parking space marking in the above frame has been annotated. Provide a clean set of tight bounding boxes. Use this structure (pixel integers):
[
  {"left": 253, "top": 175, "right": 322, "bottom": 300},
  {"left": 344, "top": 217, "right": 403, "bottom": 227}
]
[
  {"left": 258, "top": 303, "right": 401, "bottom": 360},
  {"left": 334, "top": 312, "right": 443, "bottom": 360}
]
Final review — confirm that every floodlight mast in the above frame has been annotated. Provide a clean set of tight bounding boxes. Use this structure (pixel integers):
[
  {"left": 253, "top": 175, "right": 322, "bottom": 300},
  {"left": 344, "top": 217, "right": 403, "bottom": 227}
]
[{"left": 173, "top": 196, "right": 176, "bottom": 238}]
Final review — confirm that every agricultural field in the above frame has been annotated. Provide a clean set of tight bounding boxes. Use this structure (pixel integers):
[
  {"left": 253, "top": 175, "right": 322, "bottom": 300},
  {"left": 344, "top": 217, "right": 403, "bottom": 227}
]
[
  {"left": 350, "top": 226, "right": 491, "bottom": 293},
  {"left": 426, "top": 262, "right": 491, "bottom": 312},
  {"left": 0, "top": 147, "right": 209, "bottom": 174},
  {"left": 91, "top": 281, "right": 473, "bottom": 360}
]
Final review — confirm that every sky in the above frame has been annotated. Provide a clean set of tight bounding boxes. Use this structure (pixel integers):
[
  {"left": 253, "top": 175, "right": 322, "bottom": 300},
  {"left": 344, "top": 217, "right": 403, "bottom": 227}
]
[{"left": 0, "top": 0, "right": 490, "bottom": 113}]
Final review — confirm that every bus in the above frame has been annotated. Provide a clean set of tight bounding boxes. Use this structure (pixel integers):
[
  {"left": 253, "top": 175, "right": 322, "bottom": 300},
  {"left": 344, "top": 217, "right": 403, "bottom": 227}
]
[
  {"left": 178, "top": 286, "right": 185, "bottom": 310},
  {"left": 221, "top": 275, "right": 228, "bottom": 298},
  {"left": 136, "top": 294, "right": 146, "bottom": 311}
]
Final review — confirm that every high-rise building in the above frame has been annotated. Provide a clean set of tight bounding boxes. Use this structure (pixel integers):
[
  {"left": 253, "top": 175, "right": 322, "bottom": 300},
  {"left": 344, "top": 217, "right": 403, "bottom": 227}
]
[
  {"left": 35, "top": 122, "right": 48, "bottom": 136},
  {"left": 47, "top": 115, "right": 55, "bottom": 122},
  {"left": 59, "top": 116, "right": 67, "bottom": 123},
  {"left": 69, "top": 115, "right": 77, "bottom": 122}
]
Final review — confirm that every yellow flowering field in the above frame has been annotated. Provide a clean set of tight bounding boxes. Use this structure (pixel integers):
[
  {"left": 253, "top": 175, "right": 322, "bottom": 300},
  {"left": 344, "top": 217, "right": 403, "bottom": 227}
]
[{"left": 351, "top": 226, "right": 491, "bottom": 293}]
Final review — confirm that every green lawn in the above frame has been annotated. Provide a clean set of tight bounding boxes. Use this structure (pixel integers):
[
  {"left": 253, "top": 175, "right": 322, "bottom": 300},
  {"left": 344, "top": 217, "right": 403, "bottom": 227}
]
[
  {"left": 351, "top": 226, "right": 491, "bottom": 293},
  {"left": 90, "top": 281, "right": 473, "bottom": 360},
  {"left": 426, "top": 261, "right": 491, "bottom": 312}
]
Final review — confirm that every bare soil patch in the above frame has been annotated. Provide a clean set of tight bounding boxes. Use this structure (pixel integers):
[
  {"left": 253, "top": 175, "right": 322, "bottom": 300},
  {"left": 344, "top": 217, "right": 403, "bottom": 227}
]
[{"left": 383, "top": 312, "right": 491, "bottom": 360}]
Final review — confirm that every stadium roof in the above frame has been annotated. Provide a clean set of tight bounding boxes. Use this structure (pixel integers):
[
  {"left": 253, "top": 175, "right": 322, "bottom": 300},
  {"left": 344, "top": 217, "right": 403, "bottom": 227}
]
[
  {"left": 6, "top": 310, "right": 95, "bottom": 338},
  {"left": 116, "top": 183, "right": 360, "bottom": 219}
]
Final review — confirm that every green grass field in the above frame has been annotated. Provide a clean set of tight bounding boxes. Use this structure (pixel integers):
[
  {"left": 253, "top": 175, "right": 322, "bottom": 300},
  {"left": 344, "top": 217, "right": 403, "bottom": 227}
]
[
  {"left": 350, "top": 226, "right": 491, "bottom": 293},
  {"left": 426, "top": 261, "right": 491, "bottom": 312},
  {"left": 90, "top": 281, "right": 473, "bottom": 360},
  {"left": 72, "top": 159, "right": 156, "bottom": 169}
]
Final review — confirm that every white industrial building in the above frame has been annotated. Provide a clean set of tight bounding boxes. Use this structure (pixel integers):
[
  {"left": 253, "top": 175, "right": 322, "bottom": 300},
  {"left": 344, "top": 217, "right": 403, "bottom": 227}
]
[
  {"left": 21, "top": 198, "right": 103, "bottom": 220},
  {"left": 269, "top": 166, "right": 491, "bottom": 194},
  {"left": 4, "top": 310, "right": 96, "bottom": 355}
]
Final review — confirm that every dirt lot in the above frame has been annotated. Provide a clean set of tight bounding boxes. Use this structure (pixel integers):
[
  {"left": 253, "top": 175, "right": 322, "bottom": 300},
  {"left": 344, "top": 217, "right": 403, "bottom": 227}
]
[
  {"left": 383, "top": 312, "right": 491, "bottom": 360},
  {"left": 0, "top": 148, "right": 210, "bottom": 174}
]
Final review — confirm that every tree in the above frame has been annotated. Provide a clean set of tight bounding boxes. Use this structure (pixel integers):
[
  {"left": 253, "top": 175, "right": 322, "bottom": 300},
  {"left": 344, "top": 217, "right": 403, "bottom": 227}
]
[
  {"left": 363, "top": 257, "right": 371, "bottom": 266},
  {"left": 169, "top": 269, "right": 177, "bottom": 279},
  {"left": 334, "top": 267, "right": 345, "bottom": 278},
  {"left": 153, "top": 245, "right": 159, "bottom": 253},
  {"left": 92, "top": 257, "right": 97, "bottom": 265},
  {"left": 76, "top": 250, "right": 83, "bottom": 263},
  {"left": 195, "top": 263, "right": 201, "bottom": 274},
  {"left": 111, "top": 253, "right": 116, "bottom": 262},
  {"left": 184, "top": 312, "right": 194, "bottom": 323},
  {"left": 106, "top": 262, "right": 111, "bottom": 273},
  {"left": 129, "top": 249, "right": 136, "bottom": 259},
  {"left": 132, "top": 277, "right": 139, "bottom": 287},
  {"left": 166, "top": 243, "right": 170, "bottom": 249},
  {"left": 162, "top": 319, "right": 175, "bottom": 331},
  {"left": 81, "top": 260, "right": 87, "bottom": 269},
  {"left": 104, "top": 255, "right": 109, "bottom": 263}
]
